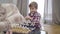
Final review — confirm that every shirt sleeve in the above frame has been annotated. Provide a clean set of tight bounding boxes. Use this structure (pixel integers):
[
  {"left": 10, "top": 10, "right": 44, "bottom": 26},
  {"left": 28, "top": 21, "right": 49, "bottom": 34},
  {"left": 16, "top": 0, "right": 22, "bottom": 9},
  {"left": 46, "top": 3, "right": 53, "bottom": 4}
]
[
  {"left": 33, "top": 13, "right": 41, "bottom": 23},
  {"left": 33, "top": 13, "right": 41, "bottom": 28}
]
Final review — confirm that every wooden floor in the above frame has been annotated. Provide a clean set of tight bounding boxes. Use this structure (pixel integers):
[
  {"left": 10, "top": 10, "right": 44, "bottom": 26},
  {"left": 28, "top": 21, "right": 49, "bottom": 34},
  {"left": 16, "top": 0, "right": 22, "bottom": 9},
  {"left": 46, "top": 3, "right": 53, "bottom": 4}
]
[
  {"left": 0, "top": 24, "right": 60, "bottom": 34},
  {"left": 44, "top": 24, "right": 60, "bottom": 34}
]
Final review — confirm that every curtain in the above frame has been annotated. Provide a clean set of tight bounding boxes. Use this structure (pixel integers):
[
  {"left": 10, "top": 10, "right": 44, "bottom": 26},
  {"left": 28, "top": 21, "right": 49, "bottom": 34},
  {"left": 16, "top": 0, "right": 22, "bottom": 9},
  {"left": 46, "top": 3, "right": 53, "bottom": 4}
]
[
  {"left": 0, "top": 0, "right": 17, "bottom": 5},
  {"left": 52, "top": 0, "right": 60, "bottom": 25},
  {"left": 44, "top": 0, "right": 52, "bottom": 24},
  {"left": 17, "top": 0, "right": 29, "bottom": 17},
  {"left": 44, "top": 0, "right": 60, "bottom": 25}
]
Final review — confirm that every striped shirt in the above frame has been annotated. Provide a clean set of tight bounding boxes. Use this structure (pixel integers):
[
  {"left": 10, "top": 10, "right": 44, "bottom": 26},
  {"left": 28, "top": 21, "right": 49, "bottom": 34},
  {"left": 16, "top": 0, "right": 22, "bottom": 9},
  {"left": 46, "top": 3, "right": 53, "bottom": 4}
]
[{"left": 29, "top": 12, "right": 41, "bottom": 28}]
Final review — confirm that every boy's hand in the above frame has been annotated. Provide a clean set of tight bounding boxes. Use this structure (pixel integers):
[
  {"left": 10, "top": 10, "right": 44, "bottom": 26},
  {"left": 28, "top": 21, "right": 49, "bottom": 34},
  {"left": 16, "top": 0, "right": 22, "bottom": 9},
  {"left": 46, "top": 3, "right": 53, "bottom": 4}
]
[{"left": 25, "top": 16, "right": 32, "bottom": 20}]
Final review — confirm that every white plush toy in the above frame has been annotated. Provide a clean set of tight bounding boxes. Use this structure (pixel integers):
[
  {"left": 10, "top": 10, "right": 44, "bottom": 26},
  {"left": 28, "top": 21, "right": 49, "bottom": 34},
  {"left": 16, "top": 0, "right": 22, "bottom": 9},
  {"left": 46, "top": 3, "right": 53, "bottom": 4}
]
[{"left": 0, "top": 4, "right": 26, "bottom": 32}]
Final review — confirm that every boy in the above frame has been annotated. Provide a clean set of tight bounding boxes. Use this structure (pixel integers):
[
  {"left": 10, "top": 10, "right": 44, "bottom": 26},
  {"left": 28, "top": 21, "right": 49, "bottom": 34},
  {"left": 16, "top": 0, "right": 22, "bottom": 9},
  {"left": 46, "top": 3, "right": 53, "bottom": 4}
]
[{"left": 25, "top": 2, "right": 41, "bottom": 34}]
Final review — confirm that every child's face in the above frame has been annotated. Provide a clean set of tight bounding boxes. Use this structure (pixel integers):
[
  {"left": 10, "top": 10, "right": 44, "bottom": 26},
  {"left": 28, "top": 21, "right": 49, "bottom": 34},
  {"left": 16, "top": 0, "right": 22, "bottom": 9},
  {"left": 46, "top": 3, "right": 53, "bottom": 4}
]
[
  {"left": 30, "top": 6, "right": 37, "bottom": 13},
  {"left": 0, "top": 8, "right": 6, "bottom": 20}
]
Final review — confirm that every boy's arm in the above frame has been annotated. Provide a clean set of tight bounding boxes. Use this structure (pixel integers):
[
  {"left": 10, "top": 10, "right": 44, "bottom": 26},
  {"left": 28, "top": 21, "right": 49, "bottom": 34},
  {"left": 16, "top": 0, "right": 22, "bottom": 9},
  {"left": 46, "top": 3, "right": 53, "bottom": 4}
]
[
  {"left": 33, "top": 13, "right": 41, "bottom": 27},
  {"left": 33, "top": 13, "right": 41, "bottom": 23}
]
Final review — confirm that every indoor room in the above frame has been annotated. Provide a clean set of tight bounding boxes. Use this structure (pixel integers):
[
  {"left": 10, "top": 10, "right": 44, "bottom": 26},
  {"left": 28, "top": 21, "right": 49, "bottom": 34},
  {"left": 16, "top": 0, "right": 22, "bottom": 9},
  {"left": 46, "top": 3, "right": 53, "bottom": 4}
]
[{"left": 0, "top": 0, "right": 60, "bottom": 34}]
